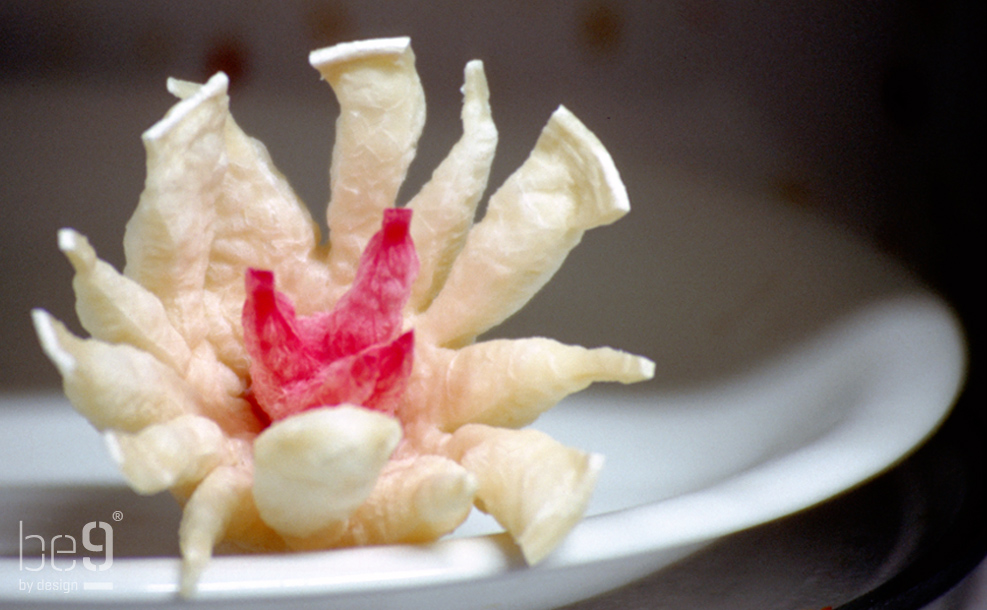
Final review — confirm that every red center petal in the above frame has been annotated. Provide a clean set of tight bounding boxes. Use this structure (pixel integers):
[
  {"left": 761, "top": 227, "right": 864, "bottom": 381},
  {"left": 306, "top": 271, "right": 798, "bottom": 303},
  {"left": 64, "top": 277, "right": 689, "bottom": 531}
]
[{"left": 242, "top": 208, "right": 418, "bottom": 423}]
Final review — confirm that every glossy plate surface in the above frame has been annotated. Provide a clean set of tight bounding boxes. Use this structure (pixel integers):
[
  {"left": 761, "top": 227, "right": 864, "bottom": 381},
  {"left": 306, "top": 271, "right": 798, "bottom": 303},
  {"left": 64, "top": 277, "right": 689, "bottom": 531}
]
[{"left": 0, "top": 290, "right": 964, "bottom": 609}]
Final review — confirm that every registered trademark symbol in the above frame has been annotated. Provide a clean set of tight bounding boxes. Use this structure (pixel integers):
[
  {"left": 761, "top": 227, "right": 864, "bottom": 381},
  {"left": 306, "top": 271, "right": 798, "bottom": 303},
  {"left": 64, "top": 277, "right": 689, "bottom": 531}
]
[{"left": 112, "top": 511, "right": 124, "bottom": 522}]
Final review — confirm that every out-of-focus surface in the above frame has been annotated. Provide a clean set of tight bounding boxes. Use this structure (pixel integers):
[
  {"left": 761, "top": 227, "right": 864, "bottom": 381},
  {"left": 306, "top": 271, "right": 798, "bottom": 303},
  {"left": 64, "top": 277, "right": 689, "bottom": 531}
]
[{"left": 2, "top": 1, "right": 981, "bottom": 392}]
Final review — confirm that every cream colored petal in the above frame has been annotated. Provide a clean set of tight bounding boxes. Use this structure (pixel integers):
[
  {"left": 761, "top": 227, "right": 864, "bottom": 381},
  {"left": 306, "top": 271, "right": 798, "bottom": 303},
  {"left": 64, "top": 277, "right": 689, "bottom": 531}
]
[
  {"left": 178, "top": 464, "right": 252, "bottom": 597},
  {"left": 123, "top": 72, "right": 228, "bottom": 346},
  {"left": 183, "top": 341, "right": 245, "bottom": 400},
  {"left": 445, "top": 424, "right": 603, "bottom": 564},
  {"left": 59, "top": 228, "right": 192, "bottom": 375},
  {"left": 169, "top": 76, "right": 332, "bottom": 316},
  {"left": 31, "top": 309, "right": 199, "bottom": 433},
  {"left": 167, "top": 75, "right": 331, "bottom": 370},
  {"left": 310, "top": 37, "right": 426, "bottom": 289},
  {"left": 198, "top": 292, "right": 248, "bottom": 376},
  {"left": 252, "top": 406, "right": 402, "bottom": 539},
  {"left": 406, "top": 60, "right": 498, "bottom": 313},
  {"left": 411, "top": 339, "right": 654, "bottom": 431},
  {"left": 166, "top": 77, "right": 201, "bottom": 100},
  {"left": 206, "top": 101, "right": 335, "bottom": 370},
  {"left": 332, "top": 454, "right": 477, "bottom": 547},
  {"left": 180, "top": 343, "right": 259, "bottom": 438},
  {"left": 415, "top": 106, "right": 630, "bottom": 347},
  {"left": 104, "top": 414, "right": 231, "bottom": 495}
]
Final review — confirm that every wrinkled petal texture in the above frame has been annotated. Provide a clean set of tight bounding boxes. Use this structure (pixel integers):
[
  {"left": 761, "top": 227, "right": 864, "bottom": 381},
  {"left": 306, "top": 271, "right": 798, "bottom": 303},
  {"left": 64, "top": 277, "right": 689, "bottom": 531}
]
[
  {"left": 31, "top": 36, "right": 657, "bottom": 597},
  {"left": 243, "top": 208, "right": 418, "bottom": 421}
]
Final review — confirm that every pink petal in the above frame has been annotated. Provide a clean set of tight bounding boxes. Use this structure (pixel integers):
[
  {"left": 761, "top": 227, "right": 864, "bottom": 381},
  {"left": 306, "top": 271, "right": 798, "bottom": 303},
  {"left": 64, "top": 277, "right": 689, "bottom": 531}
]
[
  {"left": 242, "top": 269, "right": 320, "bottom": 386},
  {"left": 308, "top": 207, "right": 418, "bottom": 361},
  {"left": 258, "top": 331, "right": 414, "bottom": 421},
  {"left": 242, "top": 209, "right": 418, "bottom": 423}
]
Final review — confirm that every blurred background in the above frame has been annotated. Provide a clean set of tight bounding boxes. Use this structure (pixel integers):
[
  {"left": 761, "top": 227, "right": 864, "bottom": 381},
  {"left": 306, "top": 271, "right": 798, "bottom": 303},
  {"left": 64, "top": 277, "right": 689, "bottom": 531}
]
[
  {"left": 1, "top": 0, "right": 982, "bottom": 392},
  {"left": 0, "top": 2, "right": 983, "bottom": 607},
  {"left": 1, "top": 1, "right": 982, "bottom": 392}
]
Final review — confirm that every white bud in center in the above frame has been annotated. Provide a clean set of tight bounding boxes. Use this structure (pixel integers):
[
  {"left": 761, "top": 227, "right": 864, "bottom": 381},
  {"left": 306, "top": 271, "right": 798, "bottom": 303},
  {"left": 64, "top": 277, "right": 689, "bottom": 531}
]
[{"left": 252, "top": 405, "right": 402, "bottom": 538}]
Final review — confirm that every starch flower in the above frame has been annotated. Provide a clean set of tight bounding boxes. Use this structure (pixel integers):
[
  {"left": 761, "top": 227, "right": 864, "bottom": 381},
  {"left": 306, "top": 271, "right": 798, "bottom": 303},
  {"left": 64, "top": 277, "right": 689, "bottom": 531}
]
[{"left": 32, "top": 37, "right": 654, "bottom": 595}]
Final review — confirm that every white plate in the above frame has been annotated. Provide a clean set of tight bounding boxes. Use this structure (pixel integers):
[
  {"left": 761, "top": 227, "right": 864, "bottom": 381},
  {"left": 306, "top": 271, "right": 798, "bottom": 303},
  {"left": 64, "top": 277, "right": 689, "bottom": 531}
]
[{"left": 0, "top": 290, "right": 965, "bottom": 609}]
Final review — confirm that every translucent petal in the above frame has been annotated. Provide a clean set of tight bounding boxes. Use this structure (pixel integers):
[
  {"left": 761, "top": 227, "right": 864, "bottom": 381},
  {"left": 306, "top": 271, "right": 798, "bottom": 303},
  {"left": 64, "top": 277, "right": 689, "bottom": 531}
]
[
  {"left": 407, "top": 60, "right": 498, "bottom": 313},
  {"left": 445, "top": 424, "right": 603, "bottom": 564},
  {"left": 411, "top": 338, "right": 654, "bottom": 431},
  {"left": 243, "top": 210, "right": 418, "bottom": 420},
  {"left": 310, "top": 37, "right": 426, "bottom": 288},
  {"left": 415, "top": 106, "right": 630, "bottom": 347},
  {"left": 165, "top": 76, "right": 333, "bottom": 369},
  {"left": 312, "top": 208, "right": 418, "bottom": 360},
  {"left": 123, "top": 72, "right": 229, "bottom": 347},
  {"left": 31, "top": 309, "right": 200, "bottom": 432},
  {"left": 60, "top": 228, "right": 192, "bottom": 375},
  {"left": 206, "top": 93, "right": 331, "bottom": 361}
]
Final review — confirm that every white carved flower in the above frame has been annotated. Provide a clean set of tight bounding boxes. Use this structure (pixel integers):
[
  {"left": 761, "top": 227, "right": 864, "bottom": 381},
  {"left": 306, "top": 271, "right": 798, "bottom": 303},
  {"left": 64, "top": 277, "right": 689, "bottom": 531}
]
[{"left": 31, "top": 37, "right": 653, "bottom": 595}]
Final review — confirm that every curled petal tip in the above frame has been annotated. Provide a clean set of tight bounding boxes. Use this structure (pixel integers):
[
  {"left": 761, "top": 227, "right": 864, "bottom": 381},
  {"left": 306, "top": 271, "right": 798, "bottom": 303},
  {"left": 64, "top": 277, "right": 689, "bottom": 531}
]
[
  {"left": 416, "top": 469, "right": 478, "bottom": 529},
  {"left": 546, "top": 105, "right": 630, "bottom": 223},
  {"left": 57, "top": 228, "right": 96, "bottom": 273},
  {"left": 56, "top": 227, "right": 78, "bottom": 253},
  {"left": 166, "top": 77, "right": 208, "bottom": 100},
  {"left": 309, "top": 37, "right": 413, "bottom": 70},
  {"left": 142, "top": 71, "right": 229, "bottom": 143},
  {"left": 31, "top": 309, "right": 77, "bottom": 376},
  {"left": 382, "top": 208, "right": 413, "bottom": 241},
  {"left": 638, "top": 357, "right": 656, "bottom": 380}
]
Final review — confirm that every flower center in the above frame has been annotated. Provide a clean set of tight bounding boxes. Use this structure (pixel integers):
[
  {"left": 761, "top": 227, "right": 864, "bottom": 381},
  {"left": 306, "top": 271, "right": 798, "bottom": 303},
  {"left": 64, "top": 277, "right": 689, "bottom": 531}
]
[{"left": 242, "top": 208, "right": 419, "bottom": 423}]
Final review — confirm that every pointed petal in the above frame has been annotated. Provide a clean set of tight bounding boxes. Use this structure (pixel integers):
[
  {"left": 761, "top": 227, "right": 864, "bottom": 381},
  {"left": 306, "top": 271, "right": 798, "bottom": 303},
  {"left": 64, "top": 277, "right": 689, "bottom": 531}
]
[
  {"left": 413, "top": 338, "right": 654, "bottom": 431},
  {"left": 162, "top": 76, "right": 331, "bottom": 371},
  {"left": 123, "top": 72, "right": 229, "bottom": 346},
  {"left": 445, "top": 424, "right": 602, "bottom": 564},
  {"left": 60, "top": 228, "right": 192, "bottom": 375},
  {"left": 331, "top": 454, "right": 477, "bottom": 547},
  {"left": 252, "top": 406, "right": 401, "bottom": 538},
  {"left": 407, "top": 60, "right": 498, "bottom": 312},
  {"left": 31, "top": 309, "right": 199, "bottom": 433},
  {"left": 243, "top": 211, "right": 417, "bottom": 421},
  {"left": 310, "top": 37, "right": 426, "bottom": 287},
  {"left": 207, "top": 100, "right": 331, "bottom": 357},
  {"left": 104, "top": 414, "right": 230, "bottom": 495},
  {"left": 415, "top": 106, "right": 630, "bottom": 347},
  {"left": 178, "top": 464, "right": 253, "bottom": 597},
  {"left": 315, "top": 208, "right": 418, "bottom": 360},
  {"left": 242, "top": 268, "right": 320, "bottom": 390},
  {"left": 243, "top": 266, "right": 416, "bottom": 420}
]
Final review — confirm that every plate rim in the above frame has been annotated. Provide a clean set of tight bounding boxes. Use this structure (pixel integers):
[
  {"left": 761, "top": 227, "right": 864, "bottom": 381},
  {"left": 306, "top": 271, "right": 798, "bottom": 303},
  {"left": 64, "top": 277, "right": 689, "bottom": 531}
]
[{"left": 0, "top": 292, "right": 967, "bottom": 607}]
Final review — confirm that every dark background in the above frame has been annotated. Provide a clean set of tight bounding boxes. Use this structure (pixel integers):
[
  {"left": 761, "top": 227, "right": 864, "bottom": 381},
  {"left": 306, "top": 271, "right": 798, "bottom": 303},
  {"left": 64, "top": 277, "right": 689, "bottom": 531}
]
[{"left": 2, "top": 1, "right": 982, "bottom": 394}]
